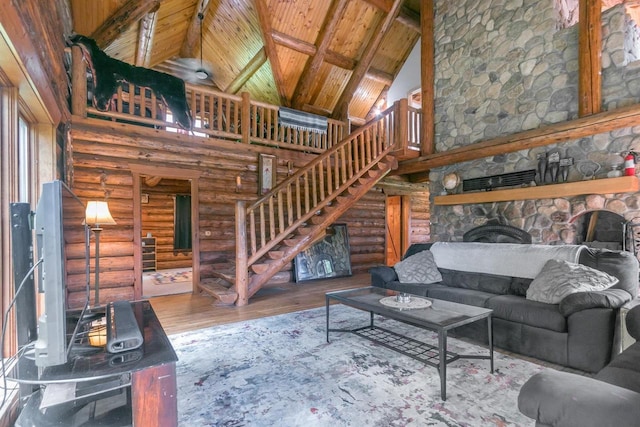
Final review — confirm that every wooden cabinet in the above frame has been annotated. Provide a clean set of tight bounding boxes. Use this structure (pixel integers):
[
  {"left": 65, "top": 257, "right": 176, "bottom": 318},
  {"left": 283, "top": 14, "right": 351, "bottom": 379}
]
[{"left": 142, "top": 237, "right": 157, "bottom": 272}]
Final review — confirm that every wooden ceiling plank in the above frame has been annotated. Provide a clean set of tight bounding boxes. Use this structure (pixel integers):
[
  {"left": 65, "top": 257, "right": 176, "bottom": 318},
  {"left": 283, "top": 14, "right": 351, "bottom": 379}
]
[
  {"left": 225, "top": 47, "right": 267, "bottom": 94},
  {"left": 292, "top": 0, "right": 348, "bottom": 109},
  {"left": 179, "top": 0, "right": 211, "bottom": 59},
  {"left": 255, "top": 0, "right": 289, "bottom": 106},
  {"left": 90, "top": 0, "right": 162, "bottom": 48},
  {"left": 393, "top": 102, "right": 640, "bottom": 175},
  {"left": 135, "top": 7, "right": 160, "bottom": 67},
  {"left": 333, "top": 0, "right": 404, "bottom": 120}
]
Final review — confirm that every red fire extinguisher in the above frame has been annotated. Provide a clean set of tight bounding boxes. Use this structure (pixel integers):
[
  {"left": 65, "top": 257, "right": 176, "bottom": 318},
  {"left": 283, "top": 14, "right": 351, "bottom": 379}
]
[{"left": 625, "top": 152, "right": 636, "bottom": 176}]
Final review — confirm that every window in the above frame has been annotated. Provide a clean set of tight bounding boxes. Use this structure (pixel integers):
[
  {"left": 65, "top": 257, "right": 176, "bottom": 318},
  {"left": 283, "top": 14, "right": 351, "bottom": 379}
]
[{"left": 17, "top": 116, "right": 32, "bottom": 202}]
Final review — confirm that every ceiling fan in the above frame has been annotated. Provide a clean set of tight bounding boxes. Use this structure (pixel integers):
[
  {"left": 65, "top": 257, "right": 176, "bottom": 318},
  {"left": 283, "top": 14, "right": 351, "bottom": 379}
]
[{"left": 172, "top": 8, "right": 214, "bottom": 85}]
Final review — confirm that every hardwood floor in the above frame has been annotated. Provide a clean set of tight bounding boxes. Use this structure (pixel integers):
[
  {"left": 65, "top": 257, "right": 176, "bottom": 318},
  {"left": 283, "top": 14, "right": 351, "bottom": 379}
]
[{"left": 149, "top": 273, "right": 370, "bottom": 335}]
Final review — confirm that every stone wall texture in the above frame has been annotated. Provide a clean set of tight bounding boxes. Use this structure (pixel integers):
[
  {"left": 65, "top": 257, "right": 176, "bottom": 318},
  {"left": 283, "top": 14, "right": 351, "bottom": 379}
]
[{"left": 429, "top": 0, "right": 640, "bottom": 246}]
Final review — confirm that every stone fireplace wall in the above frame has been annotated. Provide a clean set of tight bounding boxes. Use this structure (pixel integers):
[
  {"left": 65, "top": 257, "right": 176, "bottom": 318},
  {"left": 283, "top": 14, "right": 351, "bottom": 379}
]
[{"left": 429, "top": 0, "right": 640, "bottom": 245}]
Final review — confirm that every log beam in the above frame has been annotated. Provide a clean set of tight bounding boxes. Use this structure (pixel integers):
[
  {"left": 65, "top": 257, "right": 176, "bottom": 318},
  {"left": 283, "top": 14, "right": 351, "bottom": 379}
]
[
  {"left": 394, "top": 102, "right": 640, "bottom": 175},
  {"left": 420, "top": 0, "right": 434, "bottom": 156},
  {"left": 333, "top": 0, "right": 403, "bottom": 120},
  {"left": 255, "top": 0, "right": 289, "bottom": 106},
  {"left": 578, "top": 0, "right": 602, "bottom": 116},
  {"left": 90, "top": 0, "right": 161, "bottom": 48},
  {"left": 179, "top": 0, "right": 212, "bottom": 58},
  {"left": 293, "top": 0, "right": 348, "bottom": 110},
  {"left": 135, "top": 6, "right": 159, "bottom": 67},
  {"left": 225, "top": 48, "right": 267, "bottom": 94}
]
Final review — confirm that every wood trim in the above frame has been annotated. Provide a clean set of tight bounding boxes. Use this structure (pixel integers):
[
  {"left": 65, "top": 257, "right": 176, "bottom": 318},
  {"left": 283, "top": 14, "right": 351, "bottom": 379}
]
[
  {"left": 433, "top": 176, "right": 640, "bottom": 206},
  {"left": 395, "top": 102, "right": 640, "bottom": 174}
]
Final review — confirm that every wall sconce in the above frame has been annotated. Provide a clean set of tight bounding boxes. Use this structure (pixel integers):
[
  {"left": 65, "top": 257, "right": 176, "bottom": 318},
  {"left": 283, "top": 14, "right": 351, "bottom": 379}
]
[
  {"left": 85, "top": 201, "right": 116, "bottom": 307},
  {"left": 235, "top": 175, "right": 242, "bottom": 192}
]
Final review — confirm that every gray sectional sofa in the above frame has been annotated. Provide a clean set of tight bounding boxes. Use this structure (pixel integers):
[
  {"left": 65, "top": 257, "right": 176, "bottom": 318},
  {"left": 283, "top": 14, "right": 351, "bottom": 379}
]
[
  {"left": 518, "top": 303, "right": 640, "bottom": 427},
  {"left": 369, "top": 242, "right": 639, "bottom": 372}
]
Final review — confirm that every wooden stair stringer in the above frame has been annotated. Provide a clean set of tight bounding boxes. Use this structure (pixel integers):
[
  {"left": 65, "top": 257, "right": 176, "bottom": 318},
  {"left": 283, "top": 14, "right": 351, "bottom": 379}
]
[{"left": 240, "top": 160, "right": 394, "bottom": 299}]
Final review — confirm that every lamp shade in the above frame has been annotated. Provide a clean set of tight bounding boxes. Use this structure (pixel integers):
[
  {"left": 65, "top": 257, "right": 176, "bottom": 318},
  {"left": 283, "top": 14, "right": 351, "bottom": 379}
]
[{"left": 85, "top": 201, "right": 116, "bottom": 227}]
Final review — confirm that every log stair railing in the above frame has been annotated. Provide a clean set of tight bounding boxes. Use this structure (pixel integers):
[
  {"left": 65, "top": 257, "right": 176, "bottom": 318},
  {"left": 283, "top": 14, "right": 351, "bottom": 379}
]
[{"left": 199, "top": 107, "right": 400, "bottom": 305}]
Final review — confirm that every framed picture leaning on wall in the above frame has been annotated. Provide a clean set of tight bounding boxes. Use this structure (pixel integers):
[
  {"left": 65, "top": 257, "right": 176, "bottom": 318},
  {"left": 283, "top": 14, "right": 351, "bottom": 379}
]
[{"left": 294, "top": 224, "right": 352, "bottom": 282}]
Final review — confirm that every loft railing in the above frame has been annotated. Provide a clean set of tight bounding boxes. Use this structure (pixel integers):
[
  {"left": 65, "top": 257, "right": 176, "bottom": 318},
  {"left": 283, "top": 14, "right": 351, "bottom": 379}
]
[
  {"left": 70, "top": 46, "right": 421, "bottom": 156},
  {"left": 70, "top": 46, "right": 346, "bottom": 154},
  {"left": 233, "top": 105, "right": 399, "bottom": 304}
]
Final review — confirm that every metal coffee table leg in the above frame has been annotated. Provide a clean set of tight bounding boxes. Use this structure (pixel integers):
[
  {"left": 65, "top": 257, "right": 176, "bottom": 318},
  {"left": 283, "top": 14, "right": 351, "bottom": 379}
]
[{"left": 439, "top": 329, "right": 447, "bottom": 400}]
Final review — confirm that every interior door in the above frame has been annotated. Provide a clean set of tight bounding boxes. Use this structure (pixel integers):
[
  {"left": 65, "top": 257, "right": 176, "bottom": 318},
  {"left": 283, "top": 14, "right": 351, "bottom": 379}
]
[{"left": 386, "top": 196, "right": 402, "bottom": 265}]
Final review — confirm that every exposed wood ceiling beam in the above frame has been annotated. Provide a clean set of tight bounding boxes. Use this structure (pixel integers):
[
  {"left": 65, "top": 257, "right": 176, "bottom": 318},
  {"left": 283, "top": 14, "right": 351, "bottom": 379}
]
[
  {"left": 255, "top": 0, "right": 289, "bottom": 106},
  {"left": 90, "top": 0, "right": 161, "bottom": 48},
  {"left": 135, "top": 6, "right": 160, "bottom": 67},
  {"left": 271, "top": 30, "right": 391, "bottom": 85},
  {"left": 55, "top": 0, "right": 74, "bottom": 38},
  {"left": 578, "top": 0, "right": 602, "bottom": 116},
  {"left": 394, "top": 102, "right": 640, "bottom": 175},
  {"left": 292, "top": 0, "right": 348, "bottom": 109},
  {"left": 224, "top": 47, "right": 267, "bottom": 94},
  {"left": 179, "top": 0, "right": 211, "bottom": 58},
  {"left": 271, "top": 30, "right": 355, "bottom": 70},
  {"left": 363, "top": 0, "right": 394, "bottom": 13},
  {"left": 397, "top": 6, "right": 421, "bottom": 33},
  {"left": 334, "top": 0, "right": 404, "bottom": 120}
]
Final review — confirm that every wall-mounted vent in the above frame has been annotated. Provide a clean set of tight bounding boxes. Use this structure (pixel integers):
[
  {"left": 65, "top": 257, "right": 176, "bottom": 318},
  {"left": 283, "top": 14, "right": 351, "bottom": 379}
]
[{"left": 462, "top": 169, "right": 536, "bottom": 192}]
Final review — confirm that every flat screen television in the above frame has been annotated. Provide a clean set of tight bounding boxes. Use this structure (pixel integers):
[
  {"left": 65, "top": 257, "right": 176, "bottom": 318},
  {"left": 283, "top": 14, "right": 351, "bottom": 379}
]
[{"left": 33, "top": 180, "right": 90, "bottom": 367}]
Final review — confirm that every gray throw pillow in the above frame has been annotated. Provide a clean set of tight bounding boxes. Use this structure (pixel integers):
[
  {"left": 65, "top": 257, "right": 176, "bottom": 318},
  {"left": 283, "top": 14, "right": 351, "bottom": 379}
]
[
  {"left": 394, "top": 250, "right": 442, "bottom": 284},
  {"left": 526, "top": 259, "right": 619, "bottom": 304}
]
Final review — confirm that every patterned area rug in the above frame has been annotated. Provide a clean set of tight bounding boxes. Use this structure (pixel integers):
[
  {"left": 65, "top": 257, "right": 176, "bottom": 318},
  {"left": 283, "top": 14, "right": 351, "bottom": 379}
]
[
  {"left": 150, "top": 268, "right": 192, "bottom": 285},
  {"left": 170, "top": 305, "right": 543, "bottom": 426}
]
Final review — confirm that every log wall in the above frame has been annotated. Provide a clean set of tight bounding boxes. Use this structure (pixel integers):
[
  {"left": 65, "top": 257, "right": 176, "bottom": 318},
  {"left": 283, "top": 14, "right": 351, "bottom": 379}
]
[{"left": 68, "top": 117, "right": 429, "bottom": 303}]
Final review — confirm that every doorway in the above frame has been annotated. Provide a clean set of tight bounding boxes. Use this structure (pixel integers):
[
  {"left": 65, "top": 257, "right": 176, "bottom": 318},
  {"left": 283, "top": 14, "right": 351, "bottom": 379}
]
[
  {"left": 385, "top": 195, "right": 410, "bottom": 265},
  {"left": 131, "top": 165, "right": 200, "bottom": 300}
]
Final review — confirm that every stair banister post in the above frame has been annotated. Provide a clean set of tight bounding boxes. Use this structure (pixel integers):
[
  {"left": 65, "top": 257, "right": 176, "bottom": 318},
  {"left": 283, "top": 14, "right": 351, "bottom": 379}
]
[
  {"left": 235, "top": 200, "right": 249, "bottom": 306},
  {"left": 396, "top": 99, "right": 408, "bottom": 154},
  {"left": 241, "top": 92, "right": 251, "bottom": 144}
]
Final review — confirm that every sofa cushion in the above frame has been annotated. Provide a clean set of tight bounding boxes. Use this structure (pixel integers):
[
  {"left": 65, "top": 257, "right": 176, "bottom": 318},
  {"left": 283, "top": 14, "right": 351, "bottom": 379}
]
[
  {"left": 579, "top": 247, "right": 640, "bottom": 298},
  {"left": 596, "top": 342, "right": 640, "bottom": 393},
  {"left": 486, "top": 294, "right": 567, "bottom": 332},
  {"left": 559, "top": 289, "right": 632, "bottom": 317},
  {"left": 509, "top": 277, "right": 533, "bottom": 296},
  {"left": 426, "top": 287, "right": 496, "bottom": 308},
  {"left": 379, "top": 281, "right": 437, "bottom": 297},
  {"left": 526, "top": 259, "right": 618, "bottom": 304},
  {"left": 394, "top": 250, "right": 442, "bottom": 284},
  {"left": 439, "top": 269, "right": 512, "bottom": 294}
]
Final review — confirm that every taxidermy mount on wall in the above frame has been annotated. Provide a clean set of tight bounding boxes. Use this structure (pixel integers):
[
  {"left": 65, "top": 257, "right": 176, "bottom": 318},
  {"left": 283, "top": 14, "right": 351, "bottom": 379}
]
[{"left": 69, "top": 34, "right": 192, "bottom": 130}]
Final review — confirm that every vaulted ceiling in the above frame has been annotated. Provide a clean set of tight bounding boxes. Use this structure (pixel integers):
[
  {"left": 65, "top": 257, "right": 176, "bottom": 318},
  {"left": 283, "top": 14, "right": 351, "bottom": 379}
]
[{"left": 69, "top": 0, "right": 421, "bottom": 125}]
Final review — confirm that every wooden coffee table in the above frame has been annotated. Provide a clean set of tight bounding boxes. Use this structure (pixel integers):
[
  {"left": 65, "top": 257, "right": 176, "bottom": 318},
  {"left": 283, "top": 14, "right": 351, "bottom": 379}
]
[{"left": 326, "top": 287, "right": 493, "bottom": 400}]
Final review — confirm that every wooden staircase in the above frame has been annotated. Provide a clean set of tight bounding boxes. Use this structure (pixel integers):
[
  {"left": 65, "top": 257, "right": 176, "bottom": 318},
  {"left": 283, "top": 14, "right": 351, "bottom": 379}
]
[{"left": 201, "top": 106, "right": 401, "bottom": 305}]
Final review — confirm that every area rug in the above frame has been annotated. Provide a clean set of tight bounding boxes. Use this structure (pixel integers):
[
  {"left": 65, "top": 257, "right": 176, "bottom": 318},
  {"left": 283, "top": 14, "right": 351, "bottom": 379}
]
[
  {"left": 170, "top": 305, "right": 544, "bottom": 426},
  {"left": 150, "top": 268, "right": 192, "bottom": 285}
]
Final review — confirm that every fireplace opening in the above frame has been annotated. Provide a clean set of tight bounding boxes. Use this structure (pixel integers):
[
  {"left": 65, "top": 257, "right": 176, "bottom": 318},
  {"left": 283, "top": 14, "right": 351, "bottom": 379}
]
[{"left": 571, "top": 210, "right": 625, "bottom": 250}]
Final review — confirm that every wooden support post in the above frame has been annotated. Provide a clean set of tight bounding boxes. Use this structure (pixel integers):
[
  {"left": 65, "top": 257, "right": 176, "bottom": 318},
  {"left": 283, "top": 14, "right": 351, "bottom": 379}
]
[
  {"left": 71, "top": 45, "right": 87, "bottom": 117},
  {"left": 420, "top": 0, "right": 434, "bottom": 156},
  {"left": 396, "top": 99, "right": 408, "bottom": 153},
  {"left": 235, "top": 200, "right": 249, "bottom": 306},
  {"left": 578, "top": 0, "right": 602, "bottom": 116},
  {"left": 241, "top": 92, "right": 251, "bottom": 144}
]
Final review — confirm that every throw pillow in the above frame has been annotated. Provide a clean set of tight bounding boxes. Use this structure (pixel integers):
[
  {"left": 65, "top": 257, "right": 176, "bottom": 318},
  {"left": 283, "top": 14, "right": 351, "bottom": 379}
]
[
  {"left": 394, "top": 250, "right": 442, "bottom": 284},
  {"left": 526, "top": 259, "right": 619, "bottom": 304}
]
